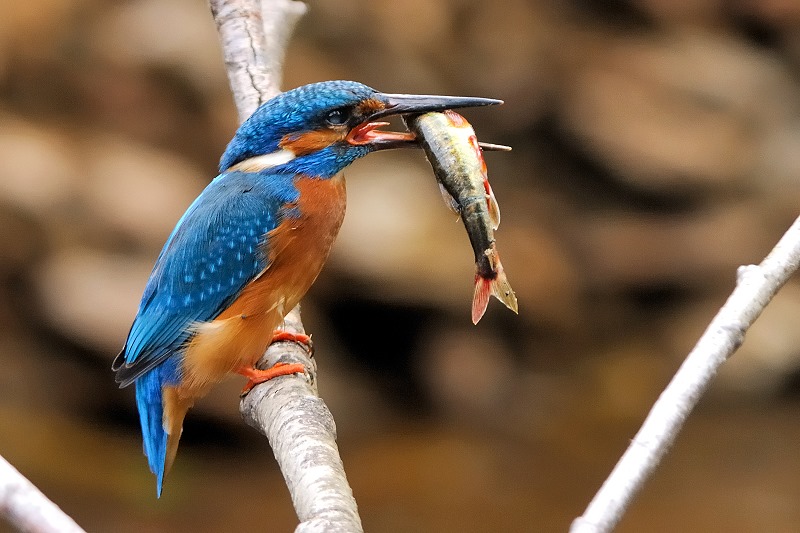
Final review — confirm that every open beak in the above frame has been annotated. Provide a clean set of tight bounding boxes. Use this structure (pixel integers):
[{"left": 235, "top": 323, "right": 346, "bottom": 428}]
[{"left": 346, "top": 93, "right": 504, "bottom": 151}]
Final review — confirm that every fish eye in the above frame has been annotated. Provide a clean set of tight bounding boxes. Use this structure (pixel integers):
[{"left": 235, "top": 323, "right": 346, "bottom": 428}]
[{"left": 325, "top": 108, "right": 351, "bottom": 126}]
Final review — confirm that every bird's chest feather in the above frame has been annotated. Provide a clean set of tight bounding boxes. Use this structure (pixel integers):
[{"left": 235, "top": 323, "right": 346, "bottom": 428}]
[
  {"left": 217, "top": 173, "right": 347, "bottom": 319},
  {"left": 179, "top": 174, "right": 346, "bottom": 394},
  {"left": 263, "top": 173, "right": 347, "bottom": 300}
]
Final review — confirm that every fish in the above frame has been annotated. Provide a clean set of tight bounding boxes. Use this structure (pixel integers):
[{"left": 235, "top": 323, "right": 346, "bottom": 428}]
[{"left": 404, "top": 110, "right": 518, "bottom": 324}]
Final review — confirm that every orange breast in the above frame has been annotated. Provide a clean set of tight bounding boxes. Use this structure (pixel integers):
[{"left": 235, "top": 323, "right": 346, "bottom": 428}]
[{"left": 176, "top": 174, "right": 347, "bottom": 398}]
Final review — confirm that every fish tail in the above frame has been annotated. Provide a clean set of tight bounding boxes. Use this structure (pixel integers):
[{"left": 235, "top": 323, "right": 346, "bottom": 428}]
[
  {"left": 134, "top": 360, "right": 184, "bottom": 497},
  {"left": 491, "top": 265, "right": 519, "bottom": 315},
  {"left": 471, "top": 253, "right": 519, "bottom": 325}
]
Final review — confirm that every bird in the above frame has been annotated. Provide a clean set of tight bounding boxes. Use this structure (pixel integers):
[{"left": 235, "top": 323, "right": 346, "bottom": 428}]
[{"left": 112, "top": 80, "right": 501, "bottom": 496}]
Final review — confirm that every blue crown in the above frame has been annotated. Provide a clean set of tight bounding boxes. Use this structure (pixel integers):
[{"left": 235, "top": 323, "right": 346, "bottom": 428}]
[{"left": 219, "top": 81, "right": 378, "bottom": 172}]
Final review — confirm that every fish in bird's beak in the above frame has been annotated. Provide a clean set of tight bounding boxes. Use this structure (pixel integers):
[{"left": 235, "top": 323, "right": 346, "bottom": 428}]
[{"left": 346, "top": 93, "right": 504, "bottom": 151}]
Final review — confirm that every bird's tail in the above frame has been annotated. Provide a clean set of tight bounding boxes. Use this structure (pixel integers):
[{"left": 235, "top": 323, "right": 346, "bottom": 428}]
[
  {"left": 472, "top": 251, "right": 519, "bottom": 324},
  {"left": 135, "top": 361, "right": 188, "bottom": 497}
]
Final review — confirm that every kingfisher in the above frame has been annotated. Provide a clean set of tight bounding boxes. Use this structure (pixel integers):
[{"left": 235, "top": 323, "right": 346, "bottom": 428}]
[{"left": 112, "top": 80, "right": 500, "bottom": 496}]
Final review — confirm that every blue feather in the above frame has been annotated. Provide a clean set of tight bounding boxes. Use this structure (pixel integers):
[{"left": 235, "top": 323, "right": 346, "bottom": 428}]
[
  {"left": 117, "top": 169, "right": 301, "bottom": 492},
  {"left": 135, "top": 358, "right": 179, "bottom": 497},
  {"left": 116, "top": 170, "right": 299, "bottom": 387}
]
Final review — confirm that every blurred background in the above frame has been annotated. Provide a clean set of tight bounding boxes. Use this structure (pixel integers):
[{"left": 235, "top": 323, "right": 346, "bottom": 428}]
[{"left": 1, "top": 0, "right": 800, "bottom": 531}]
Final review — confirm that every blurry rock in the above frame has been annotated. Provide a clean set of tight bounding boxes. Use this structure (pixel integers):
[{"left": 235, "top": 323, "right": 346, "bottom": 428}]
[
  {"left": 498, "top": 222, "right": 581, "bottom": 329},
  {"left": 559, "top": 30, "right": 794, "bottom": 193},
  {"left": 575, "top": 202, "right": 777, "bottom": 289},
  {"left": 0, "top": 115, "right": 80, "bottom": 212},
  {"left": 736, "top": 0, "right": 800, "bottom": 30},
  {"left": 588, "top": 339, "right": 674, "bottom": 420},
  {"left": 0, "top": 0, "right": 79, "bottom": 70},
  {"left": 365, "top": 0, "right": 450, "bottom": 55},
  {"left": 35, "top": 248, "right": 153, "bottom": 354},
  {"left": 83, "top": 135, "right": 204, "bottom": 249},
  {"left": 631, "top": 0, "right": 727, "bottom": 27},
  {"left": 0, "top": 207, "right": 44, "bottom": 276},
  {"left": 417, "top": 326, "right": 516, "bottom": 418},
  {"left": 300, "top": 0, "right": 553, "bottom": 133},
  {"left": 451, "top": 0, "right": 554, "bottom": 132},
  {"left": 90, "top": 0, "right": 227, "bottom": 94}
]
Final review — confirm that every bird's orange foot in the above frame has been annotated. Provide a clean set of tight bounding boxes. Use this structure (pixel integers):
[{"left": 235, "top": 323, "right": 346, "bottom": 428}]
[
  {"left": 238, "top": 362, "right": 306, "bottom": 395},
  {"left": 271, "top": 330, "right": 314, "bottom": 357}
]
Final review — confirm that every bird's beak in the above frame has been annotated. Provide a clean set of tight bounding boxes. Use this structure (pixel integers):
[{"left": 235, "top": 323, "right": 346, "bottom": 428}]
[
  {"left": 374, "top": 93, "right": 503, "bottom": 119},
  {"left": 346, "top": 93, "right": 503, "bottom": 151}
]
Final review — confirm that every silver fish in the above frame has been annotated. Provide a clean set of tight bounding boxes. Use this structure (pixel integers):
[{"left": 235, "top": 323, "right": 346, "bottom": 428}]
[{"left": 405, "top": 110, "right": 518, "bottom": 324}]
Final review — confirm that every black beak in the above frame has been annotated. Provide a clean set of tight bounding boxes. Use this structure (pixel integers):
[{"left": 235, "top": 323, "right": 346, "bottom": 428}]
[
  {"left": 372, "top": 93, "right": 503, "bottom": 120},
  {"left": 346, "top": 92, "right": 504, "bottom": 151}
]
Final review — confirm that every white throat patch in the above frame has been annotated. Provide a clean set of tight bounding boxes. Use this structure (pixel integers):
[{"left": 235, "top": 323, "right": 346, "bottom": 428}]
[{"left": 228, "top": 149, "right": 296, "bottom": 172}]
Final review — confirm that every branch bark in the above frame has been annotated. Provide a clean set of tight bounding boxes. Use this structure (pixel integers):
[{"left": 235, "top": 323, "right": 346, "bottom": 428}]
[
  {"left": 571, "top": 214, "right": 800, "bottom": 533},
  {"left": 209, "top": 0, "right": 363, "bottom": 531},
  {"left": 209, "top": 0, "right": 304, "bottom": 120},
  {"left": 0, "top": 454, "right": 86, "bottom": 533}
]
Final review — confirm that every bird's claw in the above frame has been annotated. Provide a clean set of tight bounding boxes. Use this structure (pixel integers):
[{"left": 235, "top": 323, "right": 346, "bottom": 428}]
[
  {"left": 270, "top": 330, "right": 314, "bottom": 357},
  {"left": 238, "top": 362, "right": 307, "bottom": 396}
]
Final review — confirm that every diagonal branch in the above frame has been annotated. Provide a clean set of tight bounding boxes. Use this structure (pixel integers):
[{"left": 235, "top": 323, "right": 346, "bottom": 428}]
[
  {"left": 571, "top": 214, "right": 800, "bottom": 533},
  {"left": 209, "top": 0, "right": 363, "bottom": 530},
  {"left": 0, "top": 454, "right": 86, "bottom": 533}
]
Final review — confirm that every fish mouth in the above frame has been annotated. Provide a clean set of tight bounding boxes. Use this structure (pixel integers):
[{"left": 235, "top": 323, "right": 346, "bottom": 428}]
[{"left": 347, "top": 93, "right": 504, "bottom": 151}]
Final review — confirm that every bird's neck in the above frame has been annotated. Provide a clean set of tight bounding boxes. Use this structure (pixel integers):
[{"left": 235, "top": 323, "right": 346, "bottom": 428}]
[{"left": 225, "top": 145, "right": 369, "bottom": 179}]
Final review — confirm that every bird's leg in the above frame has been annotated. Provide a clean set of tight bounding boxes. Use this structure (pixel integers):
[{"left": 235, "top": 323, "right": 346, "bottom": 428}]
[{"left": 237, "top": 330, "right": 313, "bottom": 395}]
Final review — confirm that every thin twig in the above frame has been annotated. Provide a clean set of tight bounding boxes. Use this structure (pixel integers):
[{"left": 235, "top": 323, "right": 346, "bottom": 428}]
[
  {"left": 208, "top": 0, "right": 363, "bottom": 531},
  {"left": 0, "top": 454, "right": 86, "bottom": 533},
  {"left": 571, "top": 214, "right": 800, "bottom": 533}
]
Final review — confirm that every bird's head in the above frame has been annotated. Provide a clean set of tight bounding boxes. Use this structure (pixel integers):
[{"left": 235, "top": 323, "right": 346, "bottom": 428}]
[{"left": 219, "top": 80, "right": 501, "bottom": 178}]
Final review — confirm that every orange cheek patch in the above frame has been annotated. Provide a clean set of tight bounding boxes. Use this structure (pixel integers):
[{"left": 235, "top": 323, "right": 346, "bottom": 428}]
[{"left": 280, "top": 129, "right": 346, "bottom": 156}]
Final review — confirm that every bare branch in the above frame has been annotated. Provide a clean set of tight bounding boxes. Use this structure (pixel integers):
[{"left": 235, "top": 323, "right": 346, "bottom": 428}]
[
  {"left": 209, "top": 0, "right": 305, "bottom": 118},
  {"left": 0, "top": 454, "right": 86, "bottom": 533},
  {"left": 209, "top": 1, "right": 363, "bottom": 531},
  {"left": 240, "top": 307, "right": 363, "bottom": 532},
  {"left": 571, "top": 214, "right": 800, "bottom": 533}
]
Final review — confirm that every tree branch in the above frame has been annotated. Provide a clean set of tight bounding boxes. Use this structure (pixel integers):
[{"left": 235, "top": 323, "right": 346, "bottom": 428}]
[
  {"left": 571, "top": 214, "right": 800, "bottom": 533},
  {"left": 240, "top": 307, "right": 363, "bottom": 532},
  {"left": 0, "top": 454, "right": 86, "bottom": 533},
  {"left": 209, "top": 1, "right": 363, "bottom": 531},
  {"left": 210, "top": 0, "right": 305, "bottom": 120}
]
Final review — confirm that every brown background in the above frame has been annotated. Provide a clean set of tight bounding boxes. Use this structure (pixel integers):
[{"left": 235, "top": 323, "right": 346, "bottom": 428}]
[{"left": 1, "top": 0, "right": 800, "bottom": 531}]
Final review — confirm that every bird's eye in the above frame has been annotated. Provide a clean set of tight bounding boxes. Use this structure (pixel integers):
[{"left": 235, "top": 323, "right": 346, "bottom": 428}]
[{"left": 325, "top": 108, "right": 350, "bottom": 126}]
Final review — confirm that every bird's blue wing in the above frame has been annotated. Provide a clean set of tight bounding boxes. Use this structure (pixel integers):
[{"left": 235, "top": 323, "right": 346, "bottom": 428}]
[{"left": 113, "top": 170, "right": 299, "bottom": 388}]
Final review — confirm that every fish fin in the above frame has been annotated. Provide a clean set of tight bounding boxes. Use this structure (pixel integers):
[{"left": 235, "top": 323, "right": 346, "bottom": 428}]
[
  {"left": 471, "top": 252, "right": 518, "bottom": 324},
  {"left": 438, "top": 183, "right": 461, "bottom": 215},
  {"left": 484, "top": 179, "right": 501, "bottom": 230},
  {"left": 491, "top": 264, "right": 518, "bottom": 315},
  {"left": 472, "top": 274, "right": 491, "bottom": 325}
]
